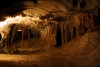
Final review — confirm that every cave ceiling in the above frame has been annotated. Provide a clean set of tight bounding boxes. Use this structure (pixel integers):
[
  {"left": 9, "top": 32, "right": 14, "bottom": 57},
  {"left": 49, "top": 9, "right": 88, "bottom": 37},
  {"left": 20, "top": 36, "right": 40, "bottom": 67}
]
[
  {"left": 0, "top": 0, "right": 100, "bottom": 16},
  {"left": 0, "top": 0, "right": 100, "bottom": 31}
]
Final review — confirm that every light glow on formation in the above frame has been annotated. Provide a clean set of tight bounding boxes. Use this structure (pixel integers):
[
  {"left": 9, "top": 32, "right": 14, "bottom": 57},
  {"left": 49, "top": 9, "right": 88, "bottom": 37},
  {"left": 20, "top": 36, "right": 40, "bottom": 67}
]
[
  {"left": 0, "top": 15, "right": 41, "bottom": 27},
  {"left": 0, "top": 15, "right": 42, "bottom": 39},
  {"left": 18, "top": 30, "right": 22, "bottom": 31}
]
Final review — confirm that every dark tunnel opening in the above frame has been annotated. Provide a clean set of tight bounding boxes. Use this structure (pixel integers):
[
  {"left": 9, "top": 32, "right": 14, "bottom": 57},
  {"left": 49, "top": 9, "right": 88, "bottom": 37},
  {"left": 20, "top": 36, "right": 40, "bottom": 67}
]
[
  {"left": 73, "top": 26, "right": 76, "bottom": 38},
  {"left": 56, "top": 25, "right": 62, "bottom": 47},
  {"left": 13, "top": 30, "right": 22, "bottom": 43}
]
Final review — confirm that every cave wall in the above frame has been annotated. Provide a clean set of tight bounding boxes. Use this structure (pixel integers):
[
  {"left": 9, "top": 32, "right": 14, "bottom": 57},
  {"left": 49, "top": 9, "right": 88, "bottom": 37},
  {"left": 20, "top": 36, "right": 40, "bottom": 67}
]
[
  {"left": 31, "top": 13, "right": 100, "bottom": 48},
  {"left": 11, "top": 13, "right": 100, "bottom": 50},
  {"left": 47, "top": 13, "right": 100, "bottom": 47},
  {"left": 0, "top": 0, "right": 100, "bottom": 53},
  {"left": 0, "top": 13, "right": 100, "bottom": 53}
]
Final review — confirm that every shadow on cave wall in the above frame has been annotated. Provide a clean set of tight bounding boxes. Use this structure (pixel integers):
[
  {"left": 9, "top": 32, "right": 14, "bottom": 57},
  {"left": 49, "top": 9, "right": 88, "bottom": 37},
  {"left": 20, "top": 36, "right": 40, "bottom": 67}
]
[
  {"left": 0, "top": 2, "right": 26, "bottom": 21},
  {"left": 0, "top": 0, "right": 38, "bottom": 7},
  {"left": 13, "top": 30, "right": 22, "bottom": 43},
  {"left": 73, "top": 26, "right": 76, "bottom": 38},
  {"left": 80, "top": 1, "right": 86, "bottom": 8},
  {"left": 0, "top": 0, "right": 38, "bottom": 21},
  {"left": 56, "top": 24, "right": 62, "bottom": 47}
]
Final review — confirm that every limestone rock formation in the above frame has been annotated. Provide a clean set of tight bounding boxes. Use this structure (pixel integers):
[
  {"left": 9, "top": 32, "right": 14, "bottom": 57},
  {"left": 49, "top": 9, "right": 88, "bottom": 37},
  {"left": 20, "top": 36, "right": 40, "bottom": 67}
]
[
  {"left": 0, "top": 0, "right": 99, "bottom": 53},
  {"left": 0, "top": 0, "right": 100, "bottom": 67}
]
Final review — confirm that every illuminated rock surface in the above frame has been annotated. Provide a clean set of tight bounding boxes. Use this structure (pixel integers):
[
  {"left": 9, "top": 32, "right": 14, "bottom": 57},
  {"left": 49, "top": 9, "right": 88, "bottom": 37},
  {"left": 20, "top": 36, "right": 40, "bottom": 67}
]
[{"left": 0, "top": 0, "right": 100, "bottom": 67}]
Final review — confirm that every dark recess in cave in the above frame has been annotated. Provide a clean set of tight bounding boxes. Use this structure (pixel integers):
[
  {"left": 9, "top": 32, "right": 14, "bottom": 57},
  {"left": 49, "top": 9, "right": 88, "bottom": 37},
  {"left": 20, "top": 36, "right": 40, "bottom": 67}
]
[
  {"left": 0, "top": 0, "right": 38, "bottom": 7},
  {"left": 68, "top": 32, "right": 71, "bottom": 41},
  {"left": 0, "top": 33, "right": 2, "bottom": 41},
  {"left": 29, "top": 29, "right": 33, "bottom": 38},
  {"left": 32, "top": 0, "right": 38, "bottom": 4},
  {"left": 56, "top": 24, "right": 62, "bottom": 47},
  {"left": 72, "top": 1, "right": 78, "bottom": 7},
  {"left": 13, "top": 30, "right": 22, "bottom": 43},
  {"left": 8, "top": 2, "right": 25, "bottom": 15},
  {"left": 98, "top": 15, "right": 100, "bottom": 23},
  {"left": 73, "top": 26, "right": 76, "bottom": 38},
  {"left": 80, "top": 1, "right": 86, "bottom": 8}
]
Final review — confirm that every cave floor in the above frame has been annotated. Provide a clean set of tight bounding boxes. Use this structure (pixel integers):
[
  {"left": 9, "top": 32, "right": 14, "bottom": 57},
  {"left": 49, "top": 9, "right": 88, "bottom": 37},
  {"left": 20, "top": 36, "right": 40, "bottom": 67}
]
[
  {"left": 0, "top": 37, "right": 81, "bottom": 67},
  {"left": 0, "top": 50, "right": 71, "bottom": 67},
  {"left": 0, "top": 35, "right": 100, "bottom": 67}
]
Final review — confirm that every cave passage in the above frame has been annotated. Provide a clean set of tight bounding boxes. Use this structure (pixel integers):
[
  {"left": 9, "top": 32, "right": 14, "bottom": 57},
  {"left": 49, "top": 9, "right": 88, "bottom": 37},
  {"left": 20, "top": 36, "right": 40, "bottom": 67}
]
[
  {"left": 13, "top": 30, "right": 22, "bottom": 43},
  {"left": 56, "top": 25, "right": 62, "bottom": 47}
]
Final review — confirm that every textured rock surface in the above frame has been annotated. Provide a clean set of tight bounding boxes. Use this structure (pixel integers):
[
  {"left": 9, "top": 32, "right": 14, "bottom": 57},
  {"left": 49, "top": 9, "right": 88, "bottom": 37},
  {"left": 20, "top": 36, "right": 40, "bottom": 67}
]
[
  {"left": 0, "top": 0, "right": 100, "bottom": 53},
  {"left": 0, "top": 0, "right": 100, "bottom": 67},
  {"left": 0, "top": 25, "right": 100, "bottom": 67}
]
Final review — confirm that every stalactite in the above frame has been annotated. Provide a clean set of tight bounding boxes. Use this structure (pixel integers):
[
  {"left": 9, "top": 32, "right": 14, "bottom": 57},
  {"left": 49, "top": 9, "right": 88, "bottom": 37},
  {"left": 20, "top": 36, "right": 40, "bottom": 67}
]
[
  {"left": 66, "top": 25, "right": 70, "bottom": 42},
  {"left": 77, "top": 24, "right": 79, "bottom": 37},
  {"left": 28, "top": 29, "right": 31, "bottom": 39},
  {"left": 66, "top": 25, "right": 68, "bottom": 42},
  {"left": 4, "top": 24, "right": 17, "bottom": 53},
  {"left": 90, "top": 14, "right": 94, "bottom": 29},
  {"left": 73, "top": 13, "right": 98, "bottom": 37},
  {"left": 11, "top": 25, "right": 18, "bottom": 46},
  {"left": 63, "top": 28, "right": 66, "bottom": 43},
  {"left": 71, "top": 26, "right": 74, "bottom": 39},
  {"left": 1, "top": 12, "right": 99, "bottom": 51}
]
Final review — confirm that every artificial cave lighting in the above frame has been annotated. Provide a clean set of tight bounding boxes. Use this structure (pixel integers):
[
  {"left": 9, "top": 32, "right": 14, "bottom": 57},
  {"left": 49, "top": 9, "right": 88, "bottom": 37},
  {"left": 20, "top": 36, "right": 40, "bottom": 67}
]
[
  {"left": 0, "top": 14, "right": 42, "bottom": 32},
  {"left": 18, "top": 29, "right": 22, "bottom": 31},
  {"left": 0, "top": 15, "right": 44, "bottom": 41},
  {"left": 0, "top": 15, "right": 41, "bottom": 28}
]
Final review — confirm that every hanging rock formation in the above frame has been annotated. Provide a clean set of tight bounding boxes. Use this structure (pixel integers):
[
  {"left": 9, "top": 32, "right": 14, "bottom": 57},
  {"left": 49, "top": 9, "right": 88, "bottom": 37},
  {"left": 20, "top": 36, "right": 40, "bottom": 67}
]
[{"left": 0, "top": 0, "right": 100, "bottom": 53}]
